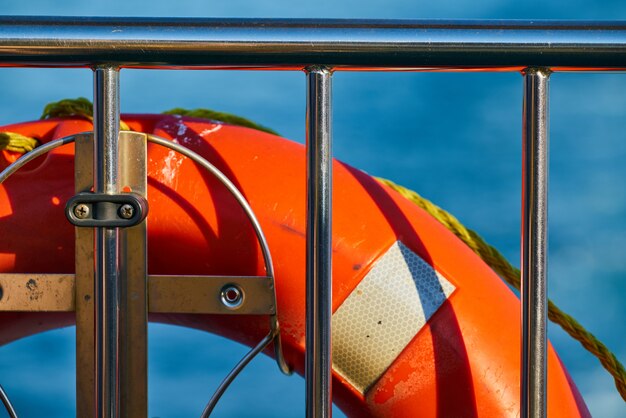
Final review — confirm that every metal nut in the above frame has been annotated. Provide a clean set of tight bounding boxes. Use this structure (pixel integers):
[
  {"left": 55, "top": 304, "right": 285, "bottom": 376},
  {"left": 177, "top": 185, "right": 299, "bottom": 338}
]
[
  {"left": 118, "top": 204, "right": 135, "bottom": 219},
  {"left": 73, "top": 203, "right": 90, "bottom": 219},
  {"left": 220, "top": 285, "right": 244, "bottom": 309}
]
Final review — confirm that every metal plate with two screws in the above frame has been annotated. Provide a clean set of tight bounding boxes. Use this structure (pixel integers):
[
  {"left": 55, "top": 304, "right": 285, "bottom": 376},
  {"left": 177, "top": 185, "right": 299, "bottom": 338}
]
[{"left": 65, "top": 192, "right": 148, "bottom": 227}]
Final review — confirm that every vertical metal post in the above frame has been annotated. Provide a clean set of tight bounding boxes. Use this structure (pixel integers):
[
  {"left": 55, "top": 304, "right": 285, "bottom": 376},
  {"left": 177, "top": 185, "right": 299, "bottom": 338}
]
[
  {"left": 521, "top": 67, "right": 550, "bottom": 418},
  {"left": 305, "top": 65, "right": 333, "bottom": 418},
  {"left": 93, "top": 66, "right": 122, "bottom": 418}
]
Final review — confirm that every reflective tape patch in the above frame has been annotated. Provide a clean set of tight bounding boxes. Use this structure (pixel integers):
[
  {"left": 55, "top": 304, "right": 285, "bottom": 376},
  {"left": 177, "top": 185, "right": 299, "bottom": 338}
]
[{"left": 332, "top": 241, "right": 455, "bottom": 394}]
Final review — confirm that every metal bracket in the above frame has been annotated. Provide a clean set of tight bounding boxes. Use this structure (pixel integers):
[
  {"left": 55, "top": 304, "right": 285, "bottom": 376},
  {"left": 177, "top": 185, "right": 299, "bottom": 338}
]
[
  {"left": 73, "top": 130, "right": 149, "bottom": 417},
  {"left": 65, "top": 192, "right": 148, "bottom": 227},
  {"left": 0, "top": 274, "right": 275, "bottom": 315},
  {"left": 0, "top": 130, "right": 291, "bottom": 418}
]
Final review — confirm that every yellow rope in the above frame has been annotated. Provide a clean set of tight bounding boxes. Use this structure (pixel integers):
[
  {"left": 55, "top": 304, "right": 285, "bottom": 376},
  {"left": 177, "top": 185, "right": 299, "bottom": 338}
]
[
  {"left": 162, "top": 107, "right": 279, "bottom": 135},
  {"left": 40, "top": 98, "right": 276, "bottom": 135},
  {"left": 0, "top": 132, "right": 39, "bottom": 153},
  {"left": 40, "top": 97, "right": 131, "bottom": 131},
  {"left": 377, "top": 177, "right": 626, "bottom": 401}
]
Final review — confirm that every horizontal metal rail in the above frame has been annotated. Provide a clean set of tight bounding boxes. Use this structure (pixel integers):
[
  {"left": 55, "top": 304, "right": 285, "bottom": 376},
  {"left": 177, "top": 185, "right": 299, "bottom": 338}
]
[
  {"left": 0, "top": 16, "right": 610, "bottom": 418},
  {"left": 0, "top": 18, "right": 626, "bottom": 69}
]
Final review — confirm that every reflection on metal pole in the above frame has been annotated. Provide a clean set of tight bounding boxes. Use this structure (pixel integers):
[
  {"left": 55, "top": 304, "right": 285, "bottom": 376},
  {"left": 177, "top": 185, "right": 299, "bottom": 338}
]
[
  {"left": 305, "top": 65, "right": 333, "bottom": 418},
  {"left": 93, "top": 65, "right": 121, "bottom": 418},
  {"left": 521, "top": 67, "right": 550, "bottom": 418}
]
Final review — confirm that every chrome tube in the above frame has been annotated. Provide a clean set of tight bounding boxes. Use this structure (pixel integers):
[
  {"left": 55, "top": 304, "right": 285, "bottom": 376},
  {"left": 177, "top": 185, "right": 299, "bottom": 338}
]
[
  {"left": 93, "top": 66, "right": 121, "bottom": 418},
  {"left": 521, "top": 67, "right": 550, "bottom": 418},
  {"left": 305, "top": 66, "right": 333, "bottom": 418},
  {"left": 1, "top": 19, "right": 626, "bottom": 69}
]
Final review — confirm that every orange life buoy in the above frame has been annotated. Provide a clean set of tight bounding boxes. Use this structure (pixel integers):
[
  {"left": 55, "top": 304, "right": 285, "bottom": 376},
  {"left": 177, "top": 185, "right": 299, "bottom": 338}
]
[{"left": 0, "top": 115, "right": 590, "bottom": 417}]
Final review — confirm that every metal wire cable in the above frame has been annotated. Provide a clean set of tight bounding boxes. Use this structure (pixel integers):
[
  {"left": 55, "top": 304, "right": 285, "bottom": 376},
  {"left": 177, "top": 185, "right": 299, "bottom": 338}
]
[
  {"left": 0, "top": 384, "right": 18, "bottom": 418},
  {"left": 200, "top": 331, "right": 275, "bottom": 418}
]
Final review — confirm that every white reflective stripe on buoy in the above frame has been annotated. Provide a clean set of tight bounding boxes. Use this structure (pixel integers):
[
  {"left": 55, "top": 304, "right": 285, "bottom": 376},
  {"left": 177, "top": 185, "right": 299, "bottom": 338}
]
[{"left": 332, "top": 241, "right": 456, "bottom": 394}]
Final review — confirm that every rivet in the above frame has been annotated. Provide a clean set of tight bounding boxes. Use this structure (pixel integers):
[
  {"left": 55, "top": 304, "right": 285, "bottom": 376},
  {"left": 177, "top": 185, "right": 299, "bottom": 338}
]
[{"left": 220, "top": 284, "right": 244, "bottom": 309}]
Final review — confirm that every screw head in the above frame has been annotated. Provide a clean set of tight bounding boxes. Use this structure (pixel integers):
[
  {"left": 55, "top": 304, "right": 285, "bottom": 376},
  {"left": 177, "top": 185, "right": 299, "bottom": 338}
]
[
  {"left": 220, "top": 285, "right": 244, "bottom": 309},
  {"left": 119, "top": 204, "right": 135, "bottom": 219},
  {"left": 73, "top": 203, "right": 90, "bottom": 219}
]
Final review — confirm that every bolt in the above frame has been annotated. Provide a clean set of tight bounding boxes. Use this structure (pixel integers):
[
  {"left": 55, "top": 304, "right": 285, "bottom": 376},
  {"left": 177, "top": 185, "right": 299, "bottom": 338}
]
[
  {"left": 119, "top": 204, "right": 135, "bottom": 219},
  {"left": 220, "top": 285, "right": 244, "bottom": 309},
  {"left": 73, "top": 204, "right": 90, "bottom": 219}
]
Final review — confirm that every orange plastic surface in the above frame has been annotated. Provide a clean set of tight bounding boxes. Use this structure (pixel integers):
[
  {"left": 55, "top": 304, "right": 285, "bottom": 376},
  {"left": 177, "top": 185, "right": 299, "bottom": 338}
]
[{"left": 0, "top": 116, "right": 590, "bottom": 417}]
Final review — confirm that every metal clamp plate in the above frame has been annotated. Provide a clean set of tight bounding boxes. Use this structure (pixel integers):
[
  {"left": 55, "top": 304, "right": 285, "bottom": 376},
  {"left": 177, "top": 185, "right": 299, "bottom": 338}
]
[{"left": 65, "top": 192, "right": 148, "bottom": 227}]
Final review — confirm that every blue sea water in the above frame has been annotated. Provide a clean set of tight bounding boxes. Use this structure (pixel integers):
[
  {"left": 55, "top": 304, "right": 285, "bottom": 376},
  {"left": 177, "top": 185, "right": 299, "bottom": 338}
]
[{"left": 1, "top": 1, "right": 626, "bottom": 417}]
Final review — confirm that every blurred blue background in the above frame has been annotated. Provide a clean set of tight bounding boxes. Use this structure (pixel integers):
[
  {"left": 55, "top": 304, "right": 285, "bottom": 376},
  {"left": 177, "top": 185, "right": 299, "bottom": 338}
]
[{"left": 1, "top": 1, "right": 625, "bottom": 417}]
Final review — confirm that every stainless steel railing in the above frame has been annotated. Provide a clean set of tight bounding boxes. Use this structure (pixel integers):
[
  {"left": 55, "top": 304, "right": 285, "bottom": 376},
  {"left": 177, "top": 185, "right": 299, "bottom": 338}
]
[
  {"left": 305, "top": 65, "right": 333, "bottom": 418},
  {"left": 2, "top": 17, "right": 626, "bottom": 418},
  {"left": 521, "top": 68, "right": 550, "bottom": 417}
]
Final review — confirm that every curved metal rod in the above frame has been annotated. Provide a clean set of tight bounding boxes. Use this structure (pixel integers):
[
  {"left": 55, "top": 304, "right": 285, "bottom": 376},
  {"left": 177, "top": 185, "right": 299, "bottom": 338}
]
[
  {"left": 0, "top": 135, "right": 76, "bottom": 184},
  {"left": 146, "top": 134, "right": 274, "bottom": 277},
  {"left": 0, "top": 384, "right": 19, "bottom": 418},
  {"left": 0, "top": 131, "right": 291, "bottom": 381},
  {"left": 0, "top": 132, "right": 290, "bottom": 374},
  {"left": 0, "top": 134, "right": 281, "bottom": 287},
  {"left": 147, "top": 134, "right": 291, "bottom": 376},
  {"left": 200, "top": 330, "right": 275, "bottom": 418}
]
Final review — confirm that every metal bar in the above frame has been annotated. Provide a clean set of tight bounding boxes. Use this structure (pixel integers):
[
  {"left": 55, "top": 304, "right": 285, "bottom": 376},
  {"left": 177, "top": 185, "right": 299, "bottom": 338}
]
[
  {"left": 0, "top": 274, "right": 276, "bottom": 315},
  {"left": 117, "top": 131, "right": 148, "bottom": 418},
  {"left": 75, "top": 133, "right": 97, "bottom": 418},
  {"left": 149, "top": 275, "right": 275, "bottom": 314},
  {"left": 305, "top": 65, "right": 333, "bottom": 418},
  {"left": 93, "top": 66, "right": 121, "bottom": 418},
  {"left": 521, "top": 67, "right": 550, "bottom": 418},
  {"left": 0, "top": 274, "right": 74, "bottom": 312},
  {"left": 1, "top": 19, "right": 626, "bottom": 69}
]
